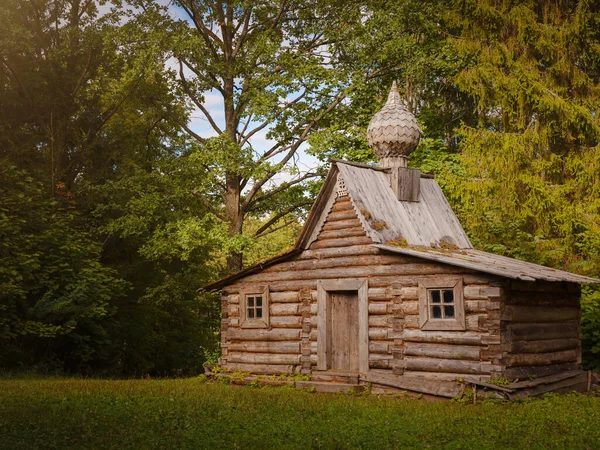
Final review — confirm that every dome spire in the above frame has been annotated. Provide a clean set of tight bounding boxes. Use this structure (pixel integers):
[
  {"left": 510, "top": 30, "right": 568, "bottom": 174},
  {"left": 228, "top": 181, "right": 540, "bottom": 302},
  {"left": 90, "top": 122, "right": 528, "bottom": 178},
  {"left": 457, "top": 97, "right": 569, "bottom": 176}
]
[{"left": 366, "top": 82, "right": 421, "bottom": 168}]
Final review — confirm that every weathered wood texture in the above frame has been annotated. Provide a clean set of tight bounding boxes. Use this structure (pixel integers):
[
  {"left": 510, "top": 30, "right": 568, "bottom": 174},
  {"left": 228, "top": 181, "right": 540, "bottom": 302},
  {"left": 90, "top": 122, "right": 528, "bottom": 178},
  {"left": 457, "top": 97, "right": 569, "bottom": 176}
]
[
  {"left": 501, "top": 281, "right": 583, "bottom": 379},
  {"left": 220, "top": 194, "right": 507, "bottom": 381}
]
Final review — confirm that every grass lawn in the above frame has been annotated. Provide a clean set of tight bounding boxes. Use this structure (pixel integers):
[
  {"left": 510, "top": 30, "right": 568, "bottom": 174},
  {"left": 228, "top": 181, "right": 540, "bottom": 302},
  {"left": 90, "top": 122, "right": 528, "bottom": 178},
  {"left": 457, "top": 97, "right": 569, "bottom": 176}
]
[{"left": 0, "top": 377, "right": 599, "bottom": 449}]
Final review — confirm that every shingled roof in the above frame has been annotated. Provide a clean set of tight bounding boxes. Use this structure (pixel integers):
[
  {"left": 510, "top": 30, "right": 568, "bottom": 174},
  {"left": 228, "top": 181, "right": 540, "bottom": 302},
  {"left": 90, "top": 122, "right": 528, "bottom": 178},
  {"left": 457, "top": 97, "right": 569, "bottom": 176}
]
[{"left": 203, "top": 159, "right": 599, "bottom": 291}]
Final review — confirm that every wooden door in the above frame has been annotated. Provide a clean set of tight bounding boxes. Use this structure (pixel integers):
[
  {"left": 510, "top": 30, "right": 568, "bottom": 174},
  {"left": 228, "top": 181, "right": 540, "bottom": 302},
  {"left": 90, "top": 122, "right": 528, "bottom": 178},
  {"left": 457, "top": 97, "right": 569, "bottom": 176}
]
[{"left": 329, "top": 291, "right": 359, "bottom": 372}]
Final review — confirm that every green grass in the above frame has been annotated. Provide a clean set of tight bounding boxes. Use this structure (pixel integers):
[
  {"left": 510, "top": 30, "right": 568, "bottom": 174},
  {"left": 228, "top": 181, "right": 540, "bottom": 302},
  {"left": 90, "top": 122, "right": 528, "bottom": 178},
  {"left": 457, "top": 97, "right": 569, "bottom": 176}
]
[{"left": 1, "top": 377, "right": 599, "bottom": 449}]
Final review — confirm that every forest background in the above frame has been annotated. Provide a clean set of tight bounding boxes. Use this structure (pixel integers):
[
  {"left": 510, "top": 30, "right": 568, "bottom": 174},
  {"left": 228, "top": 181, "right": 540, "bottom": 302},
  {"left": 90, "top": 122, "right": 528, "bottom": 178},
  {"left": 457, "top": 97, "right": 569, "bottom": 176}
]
[{"left": 2, "top": 0, "right": 600, "bottom": 376}]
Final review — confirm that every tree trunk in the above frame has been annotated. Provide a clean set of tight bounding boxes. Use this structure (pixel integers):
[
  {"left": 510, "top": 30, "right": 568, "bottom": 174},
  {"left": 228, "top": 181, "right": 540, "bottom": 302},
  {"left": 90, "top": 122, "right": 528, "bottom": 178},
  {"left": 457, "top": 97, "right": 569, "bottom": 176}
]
[{"left": 224, "top": 75, "right": 243, "bottom": 272}]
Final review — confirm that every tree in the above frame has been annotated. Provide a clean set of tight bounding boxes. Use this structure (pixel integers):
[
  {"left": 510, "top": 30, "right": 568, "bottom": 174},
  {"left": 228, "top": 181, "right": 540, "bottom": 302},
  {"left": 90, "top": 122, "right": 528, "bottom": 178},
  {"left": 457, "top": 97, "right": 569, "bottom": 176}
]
[{"left": 164, "top": 0, "right": 387, "bottom": 270}]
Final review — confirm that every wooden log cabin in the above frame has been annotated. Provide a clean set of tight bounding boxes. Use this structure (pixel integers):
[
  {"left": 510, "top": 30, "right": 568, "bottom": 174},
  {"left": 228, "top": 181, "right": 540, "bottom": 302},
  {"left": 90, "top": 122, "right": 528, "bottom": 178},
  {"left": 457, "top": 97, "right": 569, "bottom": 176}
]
[{"left": 204, "top": 83, "right": 600, "bottom": 398}]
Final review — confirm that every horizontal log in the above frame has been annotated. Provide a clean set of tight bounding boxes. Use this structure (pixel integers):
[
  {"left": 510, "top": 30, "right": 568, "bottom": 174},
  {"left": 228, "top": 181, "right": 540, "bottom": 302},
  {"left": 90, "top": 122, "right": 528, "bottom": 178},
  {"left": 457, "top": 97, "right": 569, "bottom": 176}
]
[
  {"left": 400, "top": 287, "right": 418, "bottom": 299},
  {"left": 270, "top": 303, "right": 299, "bottom": 316},
  {"left": 402, "top": 302, "right": 419, "bottom": 315},
  {"left": 270, "top": 316, "right": 302, "bottom": 328},
  {"left": 224, "top": 363, "right": 296, "bottom": 374},
  {"left": 369, "top": 328, "right": 389, "bottom": 340},
  {"left": 309, "top": 236, "right": 373, "bottom": 249},
  {"left": 269, "top": 292, "right": 299, "bottom": 303},
  {"left": 228, "top": 341, "right": 301, "bottom": 354},
  {"left": 368, "top": 303, "right": 389, "bottom": 315},
  {"left": 368, "top": 288, "right": 391, "bottom": 301},
  {"left": 507, "top": 349, "right": 579, "bottom": 367},
  {"left": 510, "top": 338, "right": 579, "bottom": 354},
  {"left": 404, "top": 315, "right": 419, "bottom": 329},
  {"left": 403, "top": 330, "right": 483, "bottom": 345},
  {"left": 227, "top": 352, "right": 301, "bottom": 365},
  {"left": 330, "top": 199, "right": 353, "bottom": 211},
  {"left": 229, "top": 329, "right": 300, "bottom": 341},
  {"left": 228, "top": 305, "right": 240, "bottom": 315},
  {"left": 504, "top": 362, "right": 581, "bottom": 379},
  {"left": 369, "top": 360, "right": 390, "bottom": 369},
  {"left": 369, "top": 342, "right": 390, "bottom": 354},
  {"left": 403, "top": 357, "right": 492, "bottom": 375},
  {"left": 508, "top": 280, "right": 579, "bottom": 293},
  {"left": 404, "top": 343, "right": 481, "bottom": 361},
  {"left": 225, "top": 295, "right": 240, "bottom": 304},
  {"left": 243, "top": 263, "right": 463, "bottom": 283},
  {"left": 509, "top": 322, "right": 579, "bottom": 341},
  {"left": 369, "top": 316, "right": 391, "bottom": 327},
  {"left": 507, "top": 291, "right": 579, "bottom": 306},
  {"left": 317, "top": 228, "right": 366, "bottom": 240},
  {"left": 264, "top": 255, "right": 405, "bottom": 273},
  {"left": 326, "top": 209, "right": 359, "bottom": 222},
  {"left": 320, "top": 218, "right": 363, "bottom": 231},
  {"left": 369, "top": 353, "right": 391, "bottom": 362},
  {"left": 464, "top": 286, "right": 502, "bottom": 299},
  {"left": 502, "top": 306, "right": 579, "bottom": 323}
]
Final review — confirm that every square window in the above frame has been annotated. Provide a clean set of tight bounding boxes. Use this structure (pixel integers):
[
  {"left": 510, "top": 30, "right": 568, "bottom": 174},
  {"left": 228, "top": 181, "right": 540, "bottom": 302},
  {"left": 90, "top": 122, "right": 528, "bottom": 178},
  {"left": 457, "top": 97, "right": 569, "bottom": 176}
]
[
  {"left": 241, "top": 288, "right": 269, "bottom": 328},
  {"left": 418, "top": 278, "right": 465, "bottom": 331}
]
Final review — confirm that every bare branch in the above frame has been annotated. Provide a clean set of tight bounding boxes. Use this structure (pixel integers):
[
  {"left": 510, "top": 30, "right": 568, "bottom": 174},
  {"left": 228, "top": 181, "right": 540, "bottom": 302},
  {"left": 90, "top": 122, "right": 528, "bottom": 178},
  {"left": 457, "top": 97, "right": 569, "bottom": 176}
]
[
  {"left": 255, "top": 216, "right": 298, "bottom": 239},
  {"left": 250, "top": 171, "right": 318, "bottom": 207},
  {"left": 178, "top": 59, "right": 223, "bottom": 135},
  {"left": 231, "top": 6, "right": 252, "bottom": 59},
  {"left": 192, "top": 191, "right": 226, "bottom": 221},
  {"left": 181, "top": 122, "right": 206, "bottom": 144},
  {"left": 253, "top": 201, "right": 312, "bottom": 237},
  {"left": 239, "top": 90, "right": 307, "bottom": 148}
]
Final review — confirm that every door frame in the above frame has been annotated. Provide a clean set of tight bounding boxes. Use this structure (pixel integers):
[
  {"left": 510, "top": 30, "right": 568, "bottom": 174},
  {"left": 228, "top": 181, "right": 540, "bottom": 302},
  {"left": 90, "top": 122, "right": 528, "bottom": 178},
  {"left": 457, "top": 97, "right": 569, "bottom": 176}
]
[{"left": 316, "top": 279, "right": 369, "bottom": 374}]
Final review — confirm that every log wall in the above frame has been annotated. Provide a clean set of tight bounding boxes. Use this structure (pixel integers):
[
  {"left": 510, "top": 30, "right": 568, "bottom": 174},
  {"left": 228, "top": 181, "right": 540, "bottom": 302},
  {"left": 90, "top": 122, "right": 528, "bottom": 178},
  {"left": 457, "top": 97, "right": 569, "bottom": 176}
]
[
  {"left": 501, "top": 281, "right": 582, "bottom": 379},
  {"left": 218, "top": 195, "right": 504, "bottom": 379}
]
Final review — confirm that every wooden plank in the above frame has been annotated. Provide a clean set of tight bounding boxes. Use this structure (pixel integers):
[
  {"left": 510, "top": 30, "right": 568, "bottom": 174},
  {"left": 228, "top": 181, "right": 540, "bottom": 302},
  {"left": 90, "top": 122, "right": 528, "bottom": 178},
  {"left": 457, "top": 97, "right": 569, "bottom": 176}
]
[
  {"left": 509, "top": 322, "right": 579, "bottom": 341},
  {"left": 403, "top": 330, "right": 483, "bottom": 345},
  {"left": 317, "top": 282, "right": 328, "bottom": 370},
  {"left": 298, "top": 245, "right": 379, "bottom": 260},
  {"left": 228, "top": 329, "right": 300, "bottom": 341},
  {"left": 363, "top": 372, "right": 464, "bottom": 398},
  {"left": 242, "top": 263, "right": 463, "bottom": 283},
  {"left": 502, "top": 305, "right": 579, "bottom": 323},
  {"left": 507, "top": 349, "right": 579, "bottom": 367},
  {"left": 224, "top": 363, "right": 296, "bottom": 374},
  {"left": 511, "top": 338, "right": 579, "bottom": 354},
  {"left": 504, "top": 362, "right": 581, "bottom": 379},
  {"left": 228, "top": 341, "right": 301, "bottom": 354},
  {"left": 265, "top": 255, "right": 405, "bottom": 273},
  {"left": 404, "top": 343, "right": 481, "bottom": 361},
  {"left": 309, "top": 236, "right": 373, "bottom": 249},
  {"left": 403, "top": 357, "right": 492, "bottom": 374},
  {"left": 358, "top": 280, "right": 369, "bottom": 374},
  {"left": 227, "top": 352, "right": 301, "bottom": 365}
]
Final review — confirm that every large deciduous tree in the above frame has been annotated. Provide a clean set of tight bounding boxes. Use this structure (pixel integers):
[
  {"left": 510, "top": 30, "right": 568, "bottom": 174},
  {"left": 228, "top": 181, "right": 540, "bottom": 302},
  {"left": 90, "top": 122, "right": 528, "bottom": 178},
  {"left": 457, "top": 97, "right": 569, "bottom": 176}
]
[{"left": 167, "top": 0, "right": 383, "bottom": 271}]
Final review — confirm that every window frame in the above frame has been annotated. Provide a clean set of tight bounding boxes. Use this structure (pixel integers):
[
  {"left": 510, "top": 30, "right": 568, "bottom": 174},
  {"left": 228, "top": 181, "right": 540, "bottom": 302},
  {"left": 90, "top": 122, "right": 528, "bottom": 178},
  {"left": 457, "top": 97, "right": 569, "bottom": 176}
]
[
  {"left": 418, "top": 277, "right": 465, "bottom": 331},
  {"left": 240, "top": 286, "right": 270, "bottom": 329}
]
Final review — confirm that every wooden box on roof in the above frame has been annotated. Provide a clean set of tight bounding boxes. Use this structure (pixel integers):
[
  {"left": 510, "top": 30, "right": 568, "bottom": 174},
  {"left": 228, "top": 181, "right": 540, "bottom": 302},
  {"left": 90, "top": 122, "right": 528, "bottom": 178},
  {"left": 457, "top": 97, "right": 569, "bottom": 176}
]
[{"left": 203, "top": 84, "right": 599, "bottom": 398}]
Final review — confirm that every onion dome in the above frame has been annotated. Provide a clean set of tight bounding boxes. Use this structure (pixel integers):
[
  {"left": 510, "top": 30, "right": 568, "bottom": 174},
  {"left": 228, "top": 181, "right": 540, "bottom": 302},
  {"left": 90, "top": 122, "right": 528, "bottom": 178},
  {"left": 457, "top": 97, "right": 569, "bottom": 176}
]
[{"left": 366, "top": 81, "right": 421, "bottom": 166}]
